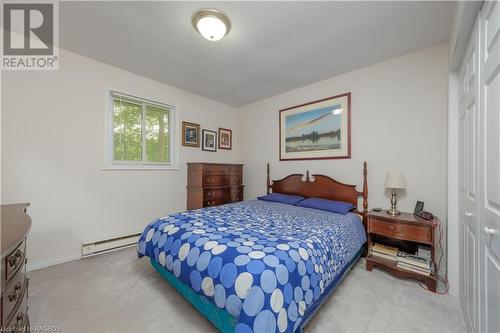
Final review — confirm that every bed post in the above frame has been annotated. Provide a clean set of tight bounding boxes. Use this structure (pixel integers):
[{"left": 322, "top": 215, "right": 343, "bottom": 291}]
[
  {"left": 266, "top": 163, "right": 271, "bottom": 194},
  {"left": 362, "top": 161, "right": 368, "bottom": 213},
  {"left": 362, "top": 161, "right": 369, "bottom": 256}
]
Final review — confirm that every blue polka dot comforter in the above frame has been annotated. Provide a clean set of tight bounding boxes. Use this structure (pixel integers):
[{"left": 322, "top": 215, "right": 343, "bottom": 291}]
[{"left": 138, "top": 200, "right": 366, "bottom": 333}]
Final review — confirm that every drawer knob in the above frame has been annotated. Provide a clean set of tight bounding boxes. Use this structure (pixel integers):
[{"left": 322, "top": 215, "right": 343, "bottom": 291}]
[
  {"left": 14, "top": 312, "right": 25, "bottom": 330},
  {"left": 8, "top": 248, "right": 23, "bottom": 267},
  {"left": 465, "top": 211, "right": 473, "bottom": 217},
  {"left": 8, "top": 281, "right": 23, "bottom": 302},
  {"left": 8, "top": 256, "right": 17, "bottom": 267},
  {"left": 389, "top": 225, "right": 396, "bottom": 231},
  {"left": 484, "top": 226, "right": 498, "bottom": 235}
]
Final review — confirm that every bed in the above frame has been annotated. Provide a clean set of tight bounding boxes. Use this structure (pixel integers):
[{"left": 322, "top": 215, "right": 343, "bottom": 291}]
[{"left": 138, "top": 162, "right": 368, "bottom": 333}]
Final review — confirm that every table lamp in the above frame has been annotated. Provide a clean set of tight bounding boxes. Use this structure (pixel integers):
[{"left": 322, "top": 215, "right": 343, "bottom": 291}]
[{"left": 384, "top": 171, "right": 406, "bottom": 215}]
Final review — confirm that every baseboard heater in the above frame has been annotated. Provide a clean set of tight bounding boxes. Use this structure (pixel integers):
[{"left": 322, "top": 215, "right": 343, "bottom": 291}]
[{"left": 82, "top": 232, "right": 141, "bottom": 258}]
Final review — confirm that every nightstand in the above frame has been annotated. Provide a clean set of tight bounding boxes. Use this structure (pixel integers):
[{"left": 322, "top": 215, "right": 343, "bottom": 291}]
[{"left": 365, "top": 210, "right": 438, "bottom": 292}]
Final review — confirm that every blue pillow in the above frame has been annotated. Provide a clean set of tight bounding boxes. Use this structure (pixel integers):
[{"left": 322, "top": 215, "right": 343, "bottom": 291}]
[
  {"left": 295, "top": 197, "right": 353, "bottom": 214},
  {"left": 257, "top": 193, "right": 305, "bottom": 205}
]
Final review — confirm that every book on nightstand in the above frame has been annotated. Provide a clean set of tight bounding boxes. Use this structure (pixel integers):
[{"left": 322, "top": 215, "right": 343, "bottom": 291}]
[
  {"left": 396, "top": 251, "right": 432, "bottom": 275},
  {"left": 417, "top": 245, "right": 432, "bottom": 261},
  {"left": 397, "top": 252, "right": 432, "bottom": 270},
  {"left": 370, "top": 242, "right": 433, "bottom": 276},
  {"left": 370, "top": 243, "right": 398, "bottom": 261},
  {"left": 396, "top": 262, "right": 432, "bottom": 276}
]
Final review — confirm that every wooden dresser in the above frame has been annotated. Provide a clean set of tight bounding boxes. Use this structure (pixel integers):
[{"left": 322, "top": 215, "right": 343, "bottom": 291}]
[
  {"left": 187, "top": 163, "right": 244, "bottom": 209},
  {"left": 1, "top": 203, "right": 31, "bottom": 332}
]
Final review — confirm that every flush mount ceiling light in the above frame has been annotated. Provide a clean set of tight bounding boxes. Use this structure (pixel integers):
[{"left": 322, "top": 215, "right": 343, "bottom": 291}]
[{"left": 192, "top": 9, "right": 231, "bottom": 41}]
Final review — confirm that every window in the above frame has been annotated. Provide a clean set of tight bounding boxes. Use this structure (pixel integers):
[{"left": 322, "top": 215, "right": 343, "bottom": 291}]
[{"left": 105, "top": 91, "right": 178, "bottom": 170}]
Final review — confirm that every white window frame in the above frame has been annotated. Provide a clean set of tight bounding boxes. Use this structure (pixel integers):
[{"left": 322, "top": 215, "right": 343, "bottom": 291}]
[{"left": 103, "top": 87, "right": 179, "bottom": 170}]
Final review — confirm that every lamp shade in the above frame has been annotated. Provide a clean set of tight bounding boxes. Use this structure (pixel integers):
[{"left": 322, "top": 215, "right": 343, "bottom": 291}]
[{"left": 384, "top": 172, "right": 406, "bottom": 189}]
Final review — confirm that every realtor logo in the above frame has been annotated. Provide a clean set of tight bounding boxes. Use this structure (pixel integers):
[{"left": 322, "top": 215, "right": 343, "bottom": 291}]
[{"left": 1, "top": 1, "right": 59, "bottom": 70}]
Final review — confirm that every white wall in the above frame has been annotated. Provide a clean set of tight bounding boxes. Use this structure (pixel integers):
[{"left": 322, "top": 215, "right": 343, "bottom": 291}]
[
  {"left": 1, "top": 49, "right": 240, "bottom": 270},
  {"left": 2, "top": 44, "right": 452, "bottom": 286},
  {"left": 239, "top": 43, "right": 449, "bottom": 271}
]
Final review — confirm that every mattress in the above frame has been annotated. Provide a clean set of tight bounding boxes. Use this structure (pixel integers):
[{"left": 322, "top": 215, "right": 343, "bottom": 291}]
[{"left": 138, "top": 200, "right": 366, "bottom": 333}]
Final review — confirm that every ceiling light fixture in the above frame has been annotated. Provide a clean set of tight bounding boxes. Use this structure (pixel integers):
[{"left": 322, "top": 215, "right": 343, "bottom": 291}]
[{"left": 192, "top": 9, "right": 231, "bottom": 41}]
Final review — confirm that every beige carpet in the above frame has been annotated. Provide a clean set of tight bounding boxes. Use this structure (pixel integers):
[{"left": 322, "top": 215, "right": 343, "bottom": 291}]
[{"left": 28, "top": 247, "right": 465, "bottom": 332}]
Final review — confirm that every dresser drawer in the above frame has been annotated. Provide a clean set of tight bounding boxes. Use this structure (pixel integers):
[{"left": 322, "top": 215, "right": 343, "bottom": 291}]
[
  {"left": 204, "top": 187, "right": 243, "bottom": 202},
  {"left": 204, "top": 189, "right": 228, "bottom": 200},
  {"left": 5, "top": 240, "right": 26, "bottom": 282},
  {"left": 203, "top": 175, "right": 242, "bottom": 186},
  {"left": 204, "top": 199, "right": 228, "bottom": 207},
  {"left": 3, "top": 270, "right": 26, "bottom": 323},
  {"left": 369, "top": 218, "right": 432, "bottom": 244},
  {"left": 203, "top": 175, "right": 229, "bottom": 186},
  {"left": 204, "top": 188, "right": 243, "bottom": 207},
  {"left": 203, "top": 165, "right": 229, "bottom": 175},
  {"left": 5, "top": 284, "right": 28, "bottom": 332}
]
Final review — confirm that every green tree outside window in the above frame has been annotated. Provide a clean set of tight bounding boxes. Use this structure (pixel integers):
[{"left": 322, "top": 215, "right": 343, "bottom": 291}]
[{"left": 113, "top": 96, "right": 170, "bottom": 164}]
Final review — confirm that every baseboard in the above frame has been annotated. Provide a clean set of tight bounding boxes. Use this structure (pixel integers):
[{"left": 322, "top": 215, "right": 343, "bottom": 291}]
[{"left": 26, "top": 252, "right": 82, "bottom": 272}]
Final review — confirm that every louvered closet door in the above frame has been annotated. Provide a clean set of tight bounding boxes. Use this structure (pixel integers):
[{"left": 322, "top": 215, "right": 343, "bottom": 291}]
[
  {"left": 459, "top": 16, "right": 480, "bottom": 333},
  {"left": 479, "top": 2, "right": 500, "bottom": 332}
]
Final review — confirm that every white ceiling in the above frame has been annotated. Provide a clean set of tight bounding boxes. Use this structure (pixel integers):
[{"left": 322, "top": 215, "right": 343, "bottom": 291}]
[{"left": 60, "top": 1, "right": 454, "bottom": 106}]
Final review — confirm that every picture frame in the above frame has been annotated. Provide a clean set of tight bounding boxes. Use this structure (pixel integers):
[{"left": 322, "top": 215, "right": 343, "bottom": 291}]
[
  {"left": 202, "top": 129, "right": 217, "bottom": 152},
  {"left": 218, "top": 128, "right": 232, "bottom": 150},
  {"left": 182, "top": 121, "right": 200, "bottom": 147},
  {"left": 279, "top": 92, "right": 351, "bottom": 161}
]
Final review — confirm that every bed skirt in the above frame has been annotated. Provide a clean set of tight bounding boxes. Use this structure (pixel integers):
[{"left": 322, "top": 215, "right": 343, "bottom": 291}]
[
  {"left": 150, "top": 245, "right": 363, "bottom": 333},
  {"left": 151, "top": 258, "right": 237, "bottom": 333}
]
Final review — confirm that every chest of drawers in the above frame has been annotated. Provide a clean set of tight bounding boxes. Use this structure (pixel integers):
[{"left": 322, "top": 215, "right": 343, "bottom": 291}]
[
  {"left": 1, "top": 203, "right": 31, "bottom": 332},
  {"left": 187, "top": 163, "right": 244, "bottom": 209}
]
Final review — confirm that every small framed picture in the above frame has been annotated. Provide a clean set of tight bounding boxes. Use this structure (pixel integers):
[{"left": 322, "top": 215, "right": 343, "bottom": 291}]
[
  {"left": 182, "top": 121, "right": 200, "bottom": 147},
  {"left": 218, "top": 128, "right": 232, "bottom": 150},
  {"left": 202, "top": 129, "right": 217, "bottom": 152}
]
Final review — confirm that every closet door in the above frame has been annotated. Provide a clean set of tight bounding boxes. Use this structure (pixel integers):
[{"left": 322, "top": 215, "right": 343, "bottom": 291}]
[
  {"left": 479, "top": 2, "right": 500, "bottom": 332},
  {"left": 459, "top": 54, "right": 467, "bottom": 311},
  {"left": 459, "top": 16, "right": 480, "bottom": 333}
]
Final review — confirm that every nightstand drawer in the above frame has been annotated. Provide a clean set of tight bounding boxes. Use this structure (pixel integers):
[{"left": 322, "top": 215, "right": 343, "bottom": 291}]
[{"left": 369, "top": 218, "right": 432, "bottom": 244}]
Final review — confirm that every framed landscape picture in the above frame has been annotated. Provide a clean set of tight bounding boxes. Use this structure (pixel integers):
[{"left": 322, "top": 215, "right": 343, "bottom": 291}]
[
  {"left": 202, "top": 129, "right": 217, "bottom": 152},
  {"left": 279, "top": 92, "right": 351, "bottom": 161},
  {"left": 182, "top": 121, "right": 200, "bottom": 147},
  {"left": 218, "top": 128, "right": 232, "bottom": 150}
]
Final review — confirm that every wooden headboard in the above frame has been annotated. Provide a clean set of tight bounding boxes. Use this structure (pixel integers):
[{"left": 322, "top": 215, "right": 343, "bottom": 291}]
[{"left": 266, "top": 161, "right": 368, "bottom": 216}]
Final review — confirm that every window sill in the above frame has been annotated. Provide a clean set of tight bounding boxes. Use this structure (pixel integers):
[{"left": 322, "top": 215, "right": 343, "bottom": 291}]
[{"left": 102, "top": 164, "right": 180, "bottom": 171}]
